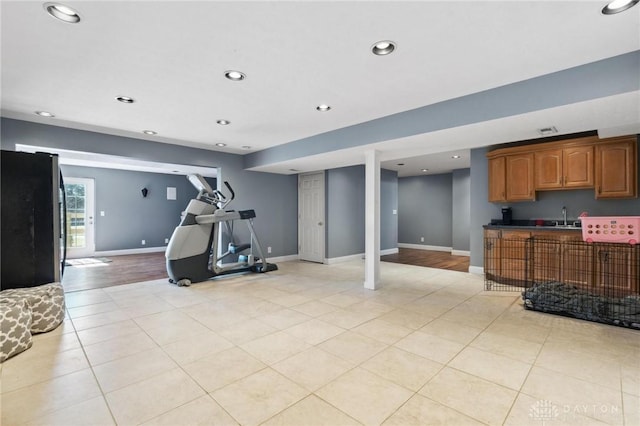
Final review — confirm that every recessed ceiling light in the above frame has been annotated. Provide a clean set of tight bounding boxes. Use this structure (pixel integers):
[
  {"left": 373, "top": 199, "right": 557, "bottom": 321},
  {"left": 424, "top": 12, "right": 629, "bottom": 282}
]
[
  {"left": 43, "top": 3, "right": 80, "bottom": 23},
  {"left": 602, "top": 0, "right": 639, "bottom": 14},
  {"left": 316, "top": 104, "right": 331, "bottom": 112},
  {"left": 242, "top": 146, "right": 252, "bottom": 150},
  {"left": 216, "top": 119, "right": 231, "bottom": 125},
  {"left": 224, "top": 70, "right": 246, "bottom": 81},
  {"left": 421, "top": 168, "right": 429, "bottom": 172},
  {"left": 116, "top": 96, "right": 135, "bottom": 104},
  {"left": 371, "top": 40, "right": 396, "bottom": 56},
  {"left": 35, "top": 111, "right": 55, "bottom": 117},
  {"left": 142, "top": 130, "right": 157, "bottom": 135},
  {"left": 451, "top": 155, "right": 461, "bottom": 159},
  {"left": 538, "top": 126, "right": 558, "bottom": 136},
  {"left": 216, "top": 143, "right": 227, "bottom": 147}
]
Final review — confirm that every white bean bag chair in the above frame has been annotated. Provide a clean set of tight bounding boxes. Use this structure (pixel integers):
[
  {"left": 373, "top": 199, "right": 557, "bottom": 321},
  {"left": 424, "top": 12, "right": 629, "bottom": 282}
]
[
  {"left": 0, "top": 282, "right": 65, "bottom": 362},
  {"left": 1, "top": 282, "right": 65, "bottom": 333},
  {"left": 0, "top": 298, "right": 33, "bottom": 362}
]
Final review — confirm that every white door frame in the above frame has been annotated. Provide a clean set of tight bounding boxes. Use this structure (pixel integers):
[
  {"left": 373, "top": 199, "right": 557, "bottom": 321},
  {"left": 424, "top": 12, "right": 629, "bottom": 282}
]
[
  {"left": 65, "top": 177, "right": 96, "bottom": 258},
  {"left": 298, "top": 171, "right": 325, "bottom": 263}
]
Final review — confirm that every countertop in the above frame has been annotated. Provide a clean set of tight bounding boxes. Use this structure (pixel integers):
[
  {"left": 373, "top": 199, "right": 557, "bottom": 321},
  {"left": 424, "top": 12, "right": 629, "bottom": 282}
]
[{"left": 484, "top": 224, "right": 582, "bottom": 232}]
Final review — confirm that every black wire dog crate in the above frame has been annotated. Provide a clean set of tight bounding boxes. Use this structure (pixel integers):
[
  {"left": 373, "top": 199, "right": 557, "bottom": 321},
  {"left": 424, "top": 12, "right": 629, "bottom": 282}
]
[{"left": 485, "top": 235, "right": 640, "bottom": 329}]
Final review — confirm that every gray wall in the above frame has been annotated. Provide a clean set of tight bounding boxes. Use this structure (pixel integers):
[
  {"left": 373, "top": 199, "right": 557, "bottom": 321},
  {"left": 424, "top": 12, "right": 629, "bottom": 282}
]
[
  {"left": 452, "top": 168, "right": 471, "bottom": 252},
  {"left": 61, "top": 165, "right": 209, "bottom": 251},
  {"left": 469, "top": 137, "right": 640, "bottom": 268},
  {"left": 325, "top": 165, "right": 398, "bottom": 259},
  {"left": 398, "top": 173, "right": 453, "bottom": 247},
  {"left": 1, "top": 118, "right": 299, "bottom": 258},
  {"left": 381, "top": 168, "right": 399, "bottom": 253}
]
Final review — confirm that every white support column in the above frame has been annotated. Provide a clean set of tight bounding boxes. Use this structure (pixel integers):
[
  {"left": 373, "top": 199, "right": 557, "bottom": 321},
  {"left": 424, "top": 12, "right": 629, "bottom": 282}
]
[{"left": 364, "top": 149, "right": 381, "bottom": 290}]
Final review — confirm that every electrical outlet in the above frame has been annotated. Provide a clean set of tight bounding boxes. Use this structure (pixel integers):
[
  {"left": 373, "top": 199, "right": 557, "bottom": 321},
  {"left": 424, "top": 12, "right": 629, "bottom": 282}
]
[
  {"left": 141, "top": 240, "right": 146, "bottom": 245},
  {"left": 164, "top": 238, "right": 169, "bottom": 244},
  {"left": 420, "top": 237, "right": 424, "bottom": 242},
  {"left": 267, "top": 246, "right": 272, "bottom": 254}
]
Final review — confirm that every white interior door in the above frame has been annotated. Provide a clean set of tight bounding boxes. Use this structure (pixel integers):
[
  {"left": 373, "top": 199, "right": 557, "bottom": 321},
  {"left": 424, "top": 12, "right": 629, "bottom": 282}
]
[
  {"left": 65, "top": 177, "right": 95, "bottom": 258},
  {"left": 298, "top": 172, "right": 325, "bottom": 263}
]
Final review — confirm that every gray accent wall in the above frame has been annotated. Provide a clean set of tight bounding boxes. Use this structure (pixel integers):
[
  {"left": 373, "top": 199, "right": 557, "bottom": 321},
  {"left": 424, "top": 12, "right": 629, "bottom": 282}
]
[
  {"left": 325, "top": 165, "right": 398, "bottom": 259},
  {"left": 1, "top": 118, "right": 299, "bottom": 257},
  {"left": 469, "top": 147, "right": 502, "bottom": 268},
  {"left": 61, "top": 165, "right": 207, "bottom": 251},
  {"left": 452, "top": 169, "right": 471, "bottom": 252},
  {"left": 381, "top": 168, "right": 399, "bottom": 252},
  {"left": 398, "top": 173, "right": 453, "bottom": 247}
]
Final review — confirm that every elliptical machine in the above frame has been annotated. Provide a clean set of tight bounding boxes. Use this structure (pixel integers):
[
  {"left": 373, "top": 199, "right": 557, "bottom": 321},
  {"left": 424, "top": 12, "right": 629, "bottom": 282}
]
[{"left": 165, "top": 174, "right": 277, "bottom": 286}]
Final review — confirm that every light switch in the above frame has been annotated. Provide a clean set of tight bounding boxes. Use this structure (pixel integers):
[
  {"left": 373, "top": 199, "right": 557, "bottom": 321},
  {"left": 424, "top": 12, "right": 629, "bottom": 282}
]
[
  {"left": 392, "top": 209, "right": 397, "bottom": 215},
  {"left": 100, "top": 211, "right": 105, "bottom": 216}
]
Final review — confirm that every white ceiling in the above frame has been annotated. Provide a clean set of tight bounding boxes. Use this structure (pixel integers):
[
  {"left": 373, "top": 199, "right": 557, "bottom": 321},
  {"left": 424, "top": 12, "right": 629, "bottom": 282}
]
[{"left": 2, "top": 1, "right": 639, "bottom": 177}]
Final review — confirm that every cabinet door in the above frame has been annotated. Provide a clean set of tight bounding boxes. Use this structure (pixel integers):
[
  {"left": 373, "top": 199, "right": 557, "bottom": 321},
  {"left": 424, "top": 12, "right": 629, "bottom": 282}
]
[
  {"left": 488, "top": 157, "right": 506, "bottom": 202},
  {"left": 500, "top": 230, "right": 531, "bottom": 284},
  {"left": 594, "top": 245, "right": 639, "bottom": 296},
  {"left": 484, "top": 230, "right": 501, "bottom": 279},
  {"left": 563, "top": 145, "right": 594, "bottom": 188},
  {"left": 532, "top": 238, "right": 561, "bottom": 283},
  {"left": 535, "top": 149, "right": 562, "bottom": 189},
  {"left": 595, "top": 140, "right": 637, "bottom": 199},
  {"left": 560, "top": 239, "right": 594, "bottom": 288},
  {"left": 506, "top": 154, "right": 535, "bottom": 201}
]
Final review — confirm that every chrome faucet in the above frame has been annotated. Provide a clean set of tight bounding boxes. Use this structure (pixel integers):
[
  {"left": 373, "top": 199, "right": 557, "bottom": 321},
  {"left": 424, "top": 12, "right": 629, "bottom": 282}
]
[{"left": 562, "top": 206, "right": 567, "bottom": 226}]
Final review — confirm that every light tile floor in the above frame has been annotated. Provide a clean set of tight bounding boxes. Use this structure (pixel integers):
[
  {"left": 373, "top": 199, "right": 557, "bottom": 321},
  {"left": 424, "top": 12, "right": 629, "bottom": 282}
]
[{"left": 2, "top": 260, "right": 639, "bottom": 425}]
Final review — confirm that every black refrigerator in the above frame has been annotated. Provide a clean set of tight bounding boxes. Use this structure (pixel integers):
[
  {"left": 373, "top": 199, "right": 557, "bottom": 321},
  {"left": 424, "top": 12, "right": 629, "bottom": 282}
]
[{"left": 1, "top": 150, "right": 66, "bottom": 290}]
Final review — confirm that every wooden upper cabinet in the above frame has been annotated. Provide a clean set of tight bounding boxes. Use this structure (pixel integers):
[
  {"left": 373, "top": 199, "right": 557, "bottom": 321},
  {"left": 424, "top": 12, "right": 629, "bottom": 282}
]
[
  {"left": 535, "top": 149, "right": 562, "bottom": 189},
  {"left": 595, "top": 138, "right": 638, "bottom": 199},
  {"left": 505, "top": 153, "right": 535, "bottom": 201},
  {"left": 488, "top": 156, "right": 506, "bottom": 202},
  {"left": 564, "top": 145, "right": 594, "bottom": 188},
  {"left": 535, "top": 146, "right": 593, "bottom": 190},
  {"left": 487, "top": 134, "right": 637, "bottom": 201}
]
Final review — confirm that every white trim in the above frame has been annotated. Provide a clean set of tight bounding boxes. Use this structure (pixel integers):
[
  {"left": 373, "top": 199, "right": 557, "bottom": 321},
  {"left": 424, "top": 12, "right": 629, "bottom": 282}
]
[
  {"left": 325, "top": 253, "right": 363, "bottom": 265},
  {"left": 397, "top": 243, "right": 452, "bottom": 252},
  {"left": 469, "top": 266, "right": 484, "bottom": 275},
  {"left": 266, "top": 254, "right": 299, "bottom": 263},
  {"left": 451, "top": 250, "right": 471, "bottom": 257},
  {"left": 94, "top": 246, "right": 166, "bottom": 257},
  {"left": 324, "top": 247, "right": 398, "bottom": 265}
]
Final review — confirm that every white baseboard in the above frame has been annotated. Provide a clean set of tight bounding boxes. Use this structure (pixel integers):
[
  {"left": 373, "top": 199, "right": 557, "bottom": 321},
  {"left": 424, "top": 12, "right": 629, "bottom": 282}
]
[
  {"left": 468, "top": 266, "right": 484, "bottom": 275},
  {"left": 451, "top": 250, "right": 471, "bottom": 257},
  {"left": 325, "top": 253, "right": 363, "bottom": 264},
  {"left": 381, "top": 248, "right": 399, "bottom": 256},
  {"left": 94, "top": 246, "right": 166, "bottom": 257},
  {"left": 267, "top": 254, "right": 299, "bottom": 263},
  {"left": 324, "top": 247, "right": 399, "bottom": 265},
  {"left": 398, "top": 243, "right": 452, "bottom": 252}
]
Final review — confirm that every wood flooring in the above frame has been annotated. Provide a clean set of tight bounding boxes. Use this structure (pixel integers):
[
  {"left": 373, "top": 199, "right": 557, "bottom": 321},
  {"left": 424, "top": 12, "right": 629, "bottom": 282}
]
[
  {"left": 62, "top": 248, "right": 470, "bottom": 292},
  {"left": 62, "top": 252, "right": 168, "bottom": 292},
  {"left": 381, "top": 248, "right": 470, "bottom": 272}
]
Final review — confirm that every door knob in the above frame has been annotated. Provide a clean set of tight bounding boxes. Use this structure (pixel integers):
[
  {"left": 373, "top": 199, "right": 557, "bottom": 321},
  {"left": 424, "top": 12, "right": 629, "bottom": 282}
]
[{"left": 318, "top": 222, "right": 323, "bottom": 226}]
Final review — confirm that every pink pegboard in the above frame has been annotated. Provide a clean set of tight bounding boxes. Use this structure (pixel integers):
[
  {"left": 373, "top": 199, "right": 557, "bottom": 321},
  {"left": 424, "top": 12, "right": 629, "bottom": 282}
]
[{"left": 582, "top": 216, "right": 639, "bottom": 245}]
